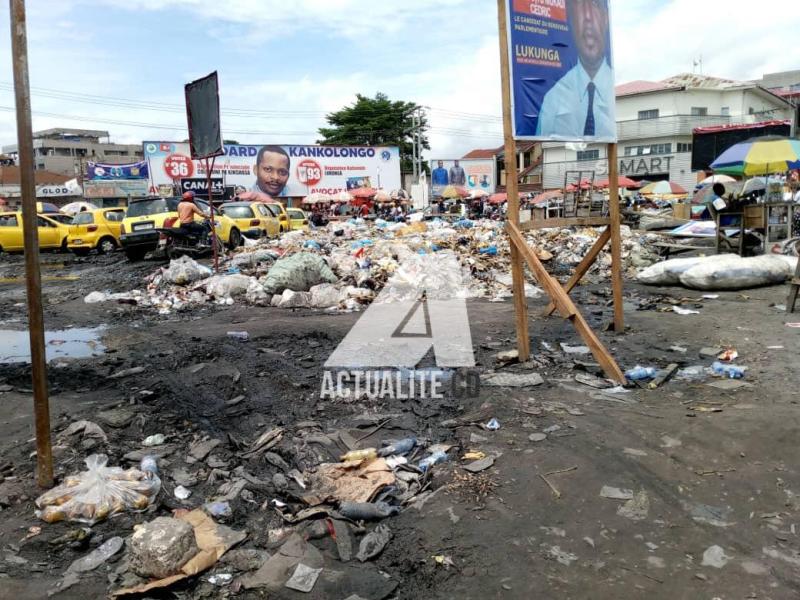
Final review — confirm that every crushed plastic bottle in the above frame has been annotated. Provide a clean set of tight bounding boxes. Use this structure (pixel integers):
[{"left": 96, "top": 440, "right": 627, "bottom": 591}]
[
  {"left": 203, "top": 501, "right": 232, "bottom": 519},
  {"left": 485, "top": 418, "right": 501, "bottom": 431},
  {"left": 339, "top": 501, "right": 400, "bottom": 521},
  {"left": 625, "top": 366, "right": 657, "bottom": 381},
  {"left": 226, "top": 331, "right": 249, "bottom": 341},
  {"left": 340, "top": 448, "right": 378, "bottom": 462},
  {"left": 711, "top": 361, "right": 746, "bottom": 379},
  {"left": 377, "top": 437, "right": 417, "bottom": 457},
  {"left": 417, "top": 450, "right": 448, "bottom": 473}
]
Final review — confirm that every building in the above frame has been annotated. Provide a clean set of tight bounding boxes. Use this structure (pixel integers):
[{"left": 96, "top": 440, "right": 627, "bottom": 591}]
[
  {"left": 0, "top": 164, "right": 77, "bottom": 209},
  {"left": 1, "top": 128, "right": 143, "bottom": 178},
  {"left": 541, "top": 73, "right": 796, "bottom": 191}
]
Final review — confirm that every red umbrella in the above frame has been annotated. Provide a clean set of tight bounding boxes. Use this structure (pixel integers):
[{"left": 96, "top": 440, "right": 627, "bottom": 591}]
[
  {"left": 531, "top": 190, "right": 562, "bottom": 204},
  {"left": 350, "top": 186, "right": 377, "bottom": 199},
  {"left": 488, "top": 192, "right": 507, "bottom": 205},
  {"left": 594, "top": 176, "right": 640, "bottom": 189},
  {"left": 565, "top": 179, "right": 593, "bottom": 192}
]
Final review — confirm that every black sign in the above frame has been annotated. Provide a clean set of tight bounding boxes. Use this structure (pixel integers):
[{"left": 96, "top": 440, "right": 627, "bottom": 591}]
[
  {"left": 691, "top": 122, "right": 791, "bottom": 172},
  {"left": 180, "top": 177, "right": 224, "bottom": 197},
  {"left": 184, "top": 71, "right": 224, "bottom": 160}
]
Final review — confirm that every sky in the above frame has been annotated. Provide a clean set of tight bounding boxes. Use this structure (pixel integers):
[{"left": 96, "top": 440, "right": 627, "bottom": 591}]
[{"left": 0, "top": 0, "right": 798, "bottom": 160}]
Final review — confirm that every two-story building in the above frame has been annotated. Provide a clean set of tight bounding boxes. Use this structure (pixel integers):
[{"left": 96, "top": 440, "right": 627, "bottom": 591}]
[{"left": 541, "top": 73, "right": 796, "bottom": 191}]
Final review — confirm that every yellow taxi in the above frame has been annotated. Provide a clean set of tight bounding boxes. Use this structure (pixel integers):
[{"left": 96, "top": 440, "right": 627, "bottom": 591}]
[
  {"left": 286, "top": 207, "right": 309, "bottom": 231},
  {"left": 220, "top": 201, "right": 281, "bottom": 239},
  {"left": 0, "top": 211, "right": 71, "bottom": 253},
  {"left": 120, "top": 196, "right": 242, "bottom": 261},
  {"left": 67, "top": 208, "right": 125, "bottom": 256},
  {"left": 262, "top": 202, "right": 291, "bottom": 233}
]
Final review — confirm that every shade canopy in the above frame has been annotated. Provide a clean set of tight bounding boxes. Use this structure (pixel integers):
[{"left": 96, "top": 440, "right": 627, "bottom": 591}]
[{"left": 710, "top": 137, "right": 800, "bottom": 176}]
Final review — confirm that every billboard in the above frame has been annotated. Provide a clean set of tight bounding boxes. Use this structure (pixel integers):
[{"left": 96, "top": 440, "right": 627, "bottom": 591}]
[
  {"left": 429, "top": 158, "right": 496, "bottom": 197},
  {"left": 87, "top": 161, "right": 148, "bottom": 180},
  {"left": 143, "top": 142, "right": 401, "bottom": 198},
  {"left": 506, "top": 0, "right": 616, "bottom": 142},
  {"left": 84, "top": 180, "right": 149, "bottom": 199}
]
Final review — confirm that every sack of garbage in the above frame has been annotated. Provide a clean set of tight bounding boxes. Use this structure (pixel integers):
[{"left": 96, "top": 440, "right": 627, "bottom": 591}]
[
  {"left": 204, "top": 274, "right": 253, "bottom": 298},
  {"left": 309, "top": 283, "right": 345, "bottom": 308},
  {"left": 245, "top": 279, "right": 272, "bottom": 306},
  {"left": 35, "top": 454, "right": 160, "bottom": 525},
  {"left": 230, "top": 249, "right": 279, "bottom": 269},
  {"left": 260, "top": 252, "right": 337, "bottom": 295},
  {"left": 637, "top": 255, "right": 723, "bottom": 285},
  {"left": 162, "top": 256, "right": 212, "bottom": 286},
  {"left": 679, "top": 255, "right": 797, "bottom": 290}
]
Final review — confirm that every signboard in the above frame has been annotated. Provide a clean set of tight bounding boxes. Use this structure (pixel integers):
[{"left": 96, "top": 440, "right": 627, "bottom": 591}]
[
  {"left": 144, "top": 142, "right": 401, "bottom": 197},
  {"left": 506, "top": 0, "right": 617, "bottom": 142},
  {"left": 36, "top": 178, "right": 82, "bottom": 198},
  {"left": 429, "top": 158, "right": 496, "bottom": 197},
  {"left": 180, "top": 177, "right": 224, "bottom": 197},
  {"left": 83, "top": 180, "right": 149, "bottom": 199},
  {"left": 184, "top": 71, "right": 223, "bottom": 160},
  {"left": 87, "top": 161, "right": 148, "bottom": 180}
]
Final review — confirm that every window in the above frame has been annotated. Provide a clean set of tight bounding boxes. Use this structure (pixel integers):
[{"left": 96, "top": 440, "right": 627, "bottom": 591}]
[
  {"left": 748, "top": 107, "right": 755, "bottom": 115},
  {"left": 576, "top": 149, "right": 600, "bottom": 161},
  {"left": 104, "top": 210, "right": 124, "bottom": 222},
  {"left": 720, "top": 107, "right": 730, "bottom": 116},
  {"left": 37, "top": 216, "right": 57, "bottom": 227},
  {"left": 221, "top": 205, "right": 255, "bottom": 219},
  {"left": 126, "top": 198, "right": 170, "bottom": 217},
  {"left": 677, "top": 143, "right": 692, "bottom": 153},
  {"left": 257, "top": 205, "right": 273, "bottom": 217},
  {"left": 638, "top": 109, "right": 659, "bottom": 120},
  {"left": 74, "top": 213, "right": 94, "bottom": 225},
  {"left": 624, "top": 144, "right": 672, "bottom": 156},
  {"left": 264, "top": 204, "right": 282, "bottom": 217},
  {"left": 691, "top": 107, "right": 708, "bottom": 116},
  {"left": 0, "top": 215, "right": 18, "bottom": 227}
]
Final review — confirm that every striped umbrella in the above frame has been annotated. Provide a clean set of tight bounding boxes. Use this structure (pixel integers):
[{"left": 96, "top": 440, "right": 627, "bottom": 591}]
[
  {"left": 594, "top": 176, "right": 640, "bottom": 189},
  {"left": 639, "top": 180, "right": 688, "bottom": 198},
  {"left": 441, "top": 185, "right": 469, "bottom": 199},
  {"left": 710, "top": 137, "right": 800, "bottom": 176}
]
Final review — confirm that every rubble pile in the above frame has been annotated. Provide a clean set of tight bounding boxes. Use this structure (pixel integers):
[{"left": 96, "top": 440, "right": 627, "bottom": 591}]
[{"left": 83, "top": 217, "right": 657, "bottom": 313}]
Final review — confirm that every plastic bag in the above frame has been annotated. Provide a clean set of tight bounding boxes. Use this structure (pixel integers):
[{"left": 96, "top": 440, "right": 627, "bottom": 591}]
[
  {"left": 162, "top": 256, "right": 212, "bottom": 286},
  {"left": 35, "top": 454, "right": 161, "bottom": 525}
]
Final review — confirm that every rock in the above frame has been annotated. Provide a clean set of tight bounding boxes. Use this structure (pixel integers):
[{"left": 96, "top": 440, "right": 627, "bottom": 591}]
[
  {"left": 647, "top": 556, "right": 666, "bottom": 569},
  {"left": 356, "top": 524, "right": 392, "bottom": 562},
  {"left": 495, "top": 349, "right": 519, "bottom": 364},
  {"left": 97, "top": 406, "right": 138, "bottom": 428},
  {"left": 616, "top": 491, "right": 649, "bottom": 521},
  {"left": 172, "top": 467, "right": 198, "bottom": 487},
  {"left": 66, "top": 537, "right": 124, "bottom": 574},
  {"left": 189, "top": 438, "right": 221, "bottom": 461},
  {"left": 701, "top": 545, "right": 730, "bottom": 568},
  {"left": 699, "top": 346, "right": 723, "bottom": 358},
  {"left": 332, "top": 520, "right": 354, "bottom": 562},
  {"left": 241, "top": 533, "right": 323, "bottom": 591},
  {"left": 107, "top": 366, "right": 146, "bottom": 380},
  {"left": 463, "top": 457, "right": 495, "bottom": 473},
  {"left": 129, "top": 517, "right": 198, "bottom": 579},
  {"left": 272, "top": 473, "right": 289, "bottom": 491},
  {"left": 528, "top": 433, "right": 547, "bottom": 442},
  {"left": 482, "top": 372, "right": 544, "bottom": 387},
  {"left": 600, "top": 486, "right": 634, "bottom": 500},
  {"left": 309, "top": 283, "right": 344, "bottom": 308},
  {"left": 265, "top": 452, "right": 291, "bottom": 472}
]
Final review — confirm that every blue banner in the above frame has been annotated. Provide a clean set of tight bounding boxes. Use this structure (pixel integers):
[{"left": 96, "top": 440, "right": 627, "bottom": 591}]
[
  {"left": 506, "top": 0, "right": 616, "bottom": 142},
  {"left": 86, "top": 160, "right": 149, "bottom": 180}
]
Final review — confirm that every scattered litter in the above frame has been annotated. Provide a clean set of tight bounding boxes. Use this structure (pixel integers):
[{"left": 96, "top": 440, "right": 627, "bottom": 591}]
[
  {"left": 482, "top": 372, "right": 544, "bottom": 387},
  {"left": 142, "top": 434, "right": 166, "bottom": 447},
  {"left": 701, "top": 545, "right": 731, "bottom": 568},
  {"left": 432, "top": 555, "right": 455, "bottom": 569},
  {"left": 356, "top": 524, "right": 392, "bottom": 562},
  {"left": 285, "top": 563, "right": 323, "bottom": 593},
  {"left": 617, "top": 491, "right": 649, "bottom": 520},
  {"left": 207, "top": 574, "right": 233, "bottom": 586},
  {"left": 485, "top": 418, "right": 501, "bottom": 431},
  {"left": 203, "top": 501, "right": 233, "bottom": 519},
  {"left": 529, "top": 433, "right": 547, "bottom": 442},
  {"left": 174, "top": 485, "right": 191, "bottom": 500},
  {"left": 623, "top": 448, "right": 647, "bottom": 457},
  {"left": 561, "top": 343, "right": 590, "bottom": 355},
  {"left": 702, "top": 294, "right": 719, "bottom": 299},
  {"left": 548, "top": 546, "right": 578, "bottom": 566},
  {"left": 600, "top": 486, "right": 634, "bottom": 500},
  {"left": 463, "top": 456, "right": 495, "bottom": 473},
  {"left": 673, "top": 306, "right": 699, "bottom": 315},
  {"left": 685, "top": 502, "right": 734, "bottom": 528},
  {"left": 462, "top": 451, "right": 486, "bottom": 460},
  {"left": 711, "top": 361, "right": 747, "bottom": 379},
  {"left": 66, "top": 536, "right": 124, "bottom": 574},
  {"left": 339, "top": 501, "right": 400, "bottom": 521},
  {"left": 226, "top": 331, "right": 249, "bottom": 341},
  {"left": 660, "top": 436, "right": 682, "bottom": 448},
  {"left": 717, "top": 348, "right": 738, "bottom": 362},
  {"left": 35, "top": 454, "right": 160, "bottom": 524},
  {"left": 625, "top": 366, "right": 656, "bottom": 381}
]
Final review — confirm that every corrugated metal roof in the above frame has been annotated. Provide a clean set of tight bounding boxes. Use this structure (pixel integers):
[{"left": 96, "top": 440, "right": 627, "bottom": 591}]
[
  {"left": 462, "top": 148, "right": 498, "bottom": 159},
  {"left": 615, "top": 80, "right": 672, "bottom": 97},
  {"left": 0, "top": 165, "right": 71, "bottom": 186}
]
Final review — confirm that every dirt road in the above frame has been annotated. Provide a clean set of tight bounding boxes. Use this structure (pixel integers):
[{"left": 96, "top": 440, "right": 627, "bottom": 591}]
[{"left": 0, "top": 250, "right": 799, "bottom": 599}]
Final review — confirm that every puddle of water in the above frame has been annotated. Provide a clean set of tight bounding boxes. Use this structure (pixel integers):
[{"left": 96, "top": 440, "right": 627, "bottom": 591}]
[{"left": 0, "top": 327, "right": 105, "bottom": 363}]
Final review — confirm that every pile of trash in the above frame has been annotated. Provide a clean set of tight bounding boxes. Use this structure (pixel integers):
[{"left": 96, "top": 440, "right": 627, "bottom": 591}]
[{"left": 85, "top": 217, "right": 657, "bottom": 314}]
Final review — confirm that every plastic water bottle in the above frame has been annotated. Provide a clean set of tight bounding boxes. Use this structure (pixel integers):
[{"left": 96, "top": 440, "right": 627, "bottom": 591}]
[
  {"left": 378, "top": 437, "right": 417, "bottom": 457},
  {"left": 712, "top": 361, "right": 746, "bottom": 379},
  {"left": 625, "top": 366, "right": 657, "bottom": 381},
  {"left": 227, "top": 331, "right": 249, "bottom": 341},
  {"left": 417, "top": 450, "right": 448, "bottom": 473}
]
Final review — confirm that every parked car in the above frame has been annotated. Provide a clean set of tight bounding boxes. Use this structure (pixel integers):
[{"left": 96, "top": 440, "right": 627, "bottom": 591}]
[
  {"left": 220, "top": 202, "right": 280, "bottom": 239},
  {"left": 261, "top": 202, "right": 291, "bottom": 232},
  {"left": 0, "top": 211, "right": 70, "bottom": 253},
  {"left": 67, "top": 208, "right": 125, "bottom": 256},
  {"left": 120, "top": 196, "right": 242, "bottom": 261},
  {"left": 286, "top": 208, "right": 309, "bottom": 231}
]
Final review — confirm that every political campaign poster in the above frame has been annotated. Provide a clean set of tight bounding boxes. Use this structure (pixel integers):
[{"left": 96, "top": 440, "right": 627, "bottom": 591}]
[
  {"left": 143, "top": 142, "right": 401, "bottom": 198},
  {"left": 506, "top": 0, "right": 617, "bottom": 142},
  {"left": 429, "top": 158, "right": 496, "bottom": 197},
  {"left": 87, "top": 161, "right": 149, "bottom": 180}
]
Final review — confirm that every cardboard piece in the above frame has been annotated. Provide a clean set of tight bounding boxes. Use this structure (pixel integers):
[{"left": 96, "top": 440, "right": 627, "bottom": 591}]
[{"left": 302, "top": 458, "right": 395, "bottom": 506}]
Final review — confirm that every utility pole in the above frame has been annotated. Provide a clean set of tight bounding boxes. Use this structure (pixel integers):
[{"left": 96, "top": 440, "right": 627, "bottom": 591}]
[
  {"left": 411, "top": 111, "right": 418, "bottom": 181},
  {"left": 10, "top": 0, "right": 54, "bottom": 488}
]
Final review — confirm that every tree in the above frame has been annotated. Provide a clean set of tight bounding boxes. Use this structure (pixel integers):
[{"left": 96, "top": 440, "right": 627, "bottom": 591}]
[{"left": 317, "top": 93, "right": 428, "bottom": 173}]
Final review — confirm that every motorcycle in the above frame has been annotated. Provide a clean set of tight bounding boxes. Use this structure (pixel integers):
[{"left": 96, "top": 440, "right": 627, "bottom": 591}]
[{"left": 156, "top": 219, "right": 224, "bottom": 260}]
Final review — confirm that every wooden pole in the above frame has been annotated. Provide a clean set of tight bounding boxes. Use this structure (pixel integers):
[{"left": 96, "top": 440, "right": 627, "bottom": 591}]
[
  {"left": 497, "top": 0, "right": 530, "bottom": 361},
  {"left": 10, "top": 0, "right": 54, "bottom": 488},
  {"left": 607, "top": 143, "right": 624, "bottom": 332}
]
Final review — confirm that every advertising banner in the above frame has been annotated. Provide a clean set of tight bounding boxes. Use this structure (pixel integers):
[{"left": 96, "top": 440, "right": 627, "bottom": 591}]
[
  {"left": 36, "top": 178, "right": 82, "bottom": 198},
  {"left": 86, "top": 161, "right": 149, "bottom": 180},
  {"left": 143, "top": 142, "right": 401, "bottom": 198},
  {"left": 83, "top": 180, "right": 149, "bottom": 199},
  {"left": 506, "top": 0, "right": 616, "bottom": 142},
  {"left": 429, "top": 158, "right": 496, "bottom": 197},
  {"left": 180, "top": 177, "right": 224, "bottom": 197}
]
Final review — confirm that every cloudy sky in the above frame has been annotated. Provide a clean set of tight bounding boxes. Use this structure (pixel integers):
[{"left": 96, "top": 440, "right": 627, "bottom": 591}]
[{"left": 0, "top": 0, "right": 798, "bottom": 159}]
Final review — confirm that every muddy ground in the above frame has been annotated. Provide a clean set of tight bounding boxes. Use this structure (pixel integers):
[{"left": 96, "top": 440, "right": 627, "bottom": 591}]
[{"left": 0, "top": 249, "right": 799, "bottom": 600}]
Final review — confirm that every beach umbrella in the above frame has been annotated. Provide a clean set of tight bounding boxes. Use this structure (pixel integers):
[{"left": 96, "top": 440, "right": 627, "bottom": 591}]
[
  {"left": 488, "top": 192, "right": 507, "bottom": 205},
  {"left": 349, "top": 186, "right": 377, "bottom": 199},
  {"left": 531, "top": 190, "right": 562, "bottom": 205},
  {"left": 639, "top": 180, "right": 688, "bottom": 198},
  {"left": 692, "top": 181, "right": 743, "bottom": 204},
  {"left": 60, "top": 201, "right": 98, "bottom": 215},
  {"left": 332, "top": 190, "right": 353, "bottom": 202},
  {"left": 594, "top": 176, "right": 640, "bottom": 189},
  {"left": 441, "top": 185, "right": 469, "bottom": 199},
  {"left": 36, "top": 201, "right": 60, "bottom": 213},
  {"left": 469, "top": 189, "right": 489, "bottom": 199},
  {"left": 374, "top": 189, "right": 391, "bottom": 202},
  {"left": 697, "top": 174, "right": 736, "bottom": 186},
  {"left": 302, "top": 192, "right": 330, "bottom": 205},
  {"left": 564, "top": 179, "right": 593, "bottom": 192},
  {"left": 710, "top": 137, "right": 800, "bottom": 176}
]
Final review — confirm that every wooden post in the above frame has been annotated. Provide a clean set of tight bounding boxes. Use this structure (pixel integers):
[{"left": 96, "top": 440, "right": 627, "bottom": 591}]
[
  {"left": 497, "top": 0, "right": 530, "bottom": 361},
  {"left": 10, "top": 0, "right": 54, "bottom": 488},
  {"left": 607, "top": 143, "right": 624, "bottom": 332}
]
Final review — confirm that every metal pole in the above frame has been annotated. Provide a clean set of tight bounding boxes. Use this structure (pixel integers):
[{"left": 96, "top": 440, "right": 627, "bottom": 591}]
[
  {"left": 411, "top": 112, "right": 418, "bottom": 181},
  {"left": 206, "top": 156, "right": 219, "bottom": 272},
  {"left": 10, "top": 0, "right": 53, "bottom": 488}
]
